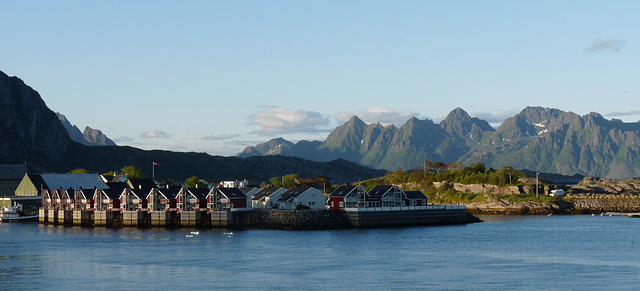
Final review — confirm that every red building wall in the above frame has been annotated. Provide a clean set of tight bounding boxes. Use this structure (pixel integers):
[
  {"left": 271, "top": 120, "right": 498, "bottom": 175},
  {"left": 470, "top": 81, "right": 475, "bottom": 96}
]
[
  {"left": 328, "top": 197, "right": 343, "bottom": 210},
  {"left": 231, "top": 198, "right": 246, "bottom": 208}
]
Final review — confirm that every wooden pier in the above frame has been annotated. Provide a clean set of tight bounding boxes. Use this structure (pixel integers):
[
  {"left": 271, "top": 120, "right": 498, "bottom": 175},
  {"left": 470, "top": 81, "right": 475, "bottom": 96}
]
[
  {"left": 38, "top": 207, "right": 479, "bottom": 229},
  {"left": 39, "top": 208, "right": 248, "bottom": 228}
]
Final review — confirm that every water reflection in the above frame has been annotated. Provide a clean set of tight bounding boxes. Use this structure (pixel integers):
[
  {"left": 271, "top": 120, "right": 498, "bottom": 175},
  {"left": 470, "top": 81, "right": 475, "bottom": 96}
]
[{"left": 2, "top": 216, "right": 640, "bottom": 289}]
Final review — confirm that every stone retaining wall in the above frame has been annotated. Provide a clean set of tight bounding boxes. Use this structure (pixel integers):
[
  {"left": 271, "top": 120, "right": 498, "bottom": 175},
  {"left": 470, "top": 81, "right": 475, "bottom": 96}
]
[{"left": 243, "top": 209, "right": 352, "bottom": 230}]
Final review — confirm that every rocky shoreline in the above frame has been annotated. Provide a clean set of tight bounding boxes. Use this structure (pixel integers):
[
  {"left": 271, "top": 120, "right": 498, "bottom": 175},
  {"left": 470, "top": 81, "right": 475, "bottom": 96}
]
[
  {"left": 430, "top": 177, "right": 640, "bottom": 215},
  {"left": 465, "top": 195, "right": 640, "bottom": 215}
]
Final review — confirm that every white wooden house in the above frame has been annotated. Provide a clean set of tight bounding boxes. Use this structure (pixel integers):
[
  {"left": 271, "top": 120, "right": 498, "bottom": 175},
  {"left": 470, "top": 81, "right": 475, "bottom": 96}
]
[
  {"left": 277, "top": 187, "right": 326, "bottom": 210},
  {"left": 240, "top": 187, "right": 260, "bottom": 208},
  {"left": 251, "top": 187, "right": 287, "bottom": 209}
]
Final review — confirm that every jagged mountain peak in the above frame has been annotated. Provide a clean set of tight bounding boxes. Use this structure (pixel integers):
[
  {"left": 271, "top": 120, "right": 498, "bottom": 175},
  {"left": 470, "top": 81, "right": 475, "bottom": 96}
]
[
  {"left": 83, "top": 126, "right": 116, "bottom": 146},
  {"left": 444, "top": 107, "right": 472, "bottom": 121},
  {"left": 401, "top": 116, "right": 436, "bottom": 129},
  {"left": 237, "top": 137, "right": 295, "bottom": 157},
  {"left": 586, "top": 112, "right": 605, "bottom": 120},
  {"left": 57, "top": 112, "right": 115, "bottom": 146},
  {"left": 346, "top": 115, "right": 366, "bottom": 125},
  {"left": 440, "top": 108, "right": 495, "bottom": 141},
  {"left": 518, "top": 106, "right": 565, "bottom": 125}
]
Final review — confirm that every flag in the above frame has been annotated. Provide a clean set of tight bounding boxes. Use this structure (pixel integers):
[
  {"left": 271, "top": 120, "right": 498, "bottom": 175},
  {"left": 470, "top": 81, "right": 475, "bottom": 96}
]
[{"left": 153, "top": 162, "right": 160, "bottom": 166}]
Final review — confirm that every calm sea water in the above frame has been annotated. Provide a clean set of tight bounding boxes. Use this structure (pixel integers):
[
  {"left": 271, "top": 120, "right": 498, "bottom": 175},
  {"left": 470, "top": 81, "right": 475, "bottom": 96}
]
[{"left": 1, "top": 215, "right": 639, "bottom": 290}]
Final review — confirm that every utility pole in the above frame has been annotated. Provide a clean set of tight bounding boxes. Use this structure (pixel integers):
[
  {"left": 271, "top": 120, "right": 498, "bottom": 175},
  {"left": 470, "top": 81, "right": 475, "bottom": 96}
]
[{"left": 536, "top": 172, "right": 539, "bottom": 199}]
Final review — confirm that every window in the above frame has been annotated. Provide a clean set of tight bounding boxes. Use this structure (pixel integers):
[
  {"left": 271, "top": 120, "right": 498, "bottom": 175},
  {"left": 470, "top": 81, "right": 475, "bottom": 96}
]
[
  {"left": 308, "top": 201, "right": 315, "bottom": 206},
  {"left": 411, "top": 200, "right": 417, "bottom": 206},
  {"left": 339, "top": 202, "right": 344, "bottom": 208},
  {"left": 331, "top": 201, "right": 334, "bottom": 207}
]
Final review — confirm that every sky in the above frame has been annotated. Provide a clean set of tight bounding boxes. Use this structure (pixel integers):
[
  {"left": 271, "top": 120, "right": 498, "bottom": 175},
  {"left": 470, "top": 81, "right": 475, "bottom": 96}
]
[{"left": 1, "top": 1, "right": 639, "bottom": 156}]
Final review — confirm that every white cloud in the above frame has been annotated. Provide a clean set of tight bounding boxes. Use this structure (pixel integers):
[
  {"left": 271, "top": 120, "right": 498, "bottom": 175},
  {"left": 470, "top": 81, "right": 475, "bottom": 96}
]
[
  {"left": 225, "top": 140, "right": 267, "bottom": 146},
  {"left": 585, "top": 38, "right": 626, "bottom": 53},
  {"left": 336, "top": 107, "right": 419, "bottom": 126},
  {"left": 607, "top": 110, "right": 640, "bottom": 117},
  {"left": 113, "top": 136, "right": 134, "bottom": 142},
  {"left": 201, "top": 134, "right": 241, "bottom": 140},
  {"left": 248, "top": 106, "right": 330, "bottom": 135},
  {"left": 140, "top": 130, "right": 171, "bottom": 139}
]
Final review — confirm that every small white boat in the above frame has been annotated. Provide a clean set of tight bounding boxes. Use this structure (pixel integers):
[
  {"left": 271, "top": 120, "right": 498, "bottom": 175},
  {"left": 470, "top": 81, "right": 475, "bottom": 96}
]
[
  {"left": 190, "top": 231, "right": 199, "bottom": 235},
  {"left": 0, "top": 203, "right": 38, "bottom": 223}
]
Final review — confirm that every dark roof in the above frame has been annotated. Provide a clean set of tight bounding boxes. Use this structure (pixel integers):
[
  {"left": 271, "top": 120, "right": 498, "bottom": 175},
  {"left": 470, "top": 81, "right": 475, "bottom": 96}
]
[
  {"left": 129, "top": 188, "right": 152, "bottom": 199},
  {"left": 107, "top": 182, "right": 129, "bottom": 190},
  {"left": 99, "top": 189, "right": 124, "bottom": 199},
  {"left": 239, "top": 187, "right": 258, "bottom": 194},
  {"left": 368, "top": 185, "right": 395, "bottom": 197},
  {"left": 157, "top": 188, "right": 180, "bottom": 199},
  {"left": 252, "top": 187, "right": 284, "bottom": 200},
  {"left": 404, "top": 191, "right": 428, "bottom": 200},
  {"left": 0, "top": 164, "right": 26, "bottom": 179},
  {"left": 128, "top": 179, "right": 157, "bottom": 189},
  {"left": 75, "top": 188, "right": 96, "bottom": 199},
  {"left": 330, "top": 186, "right": 358, "bottom": 197},
  {"left": 186, "top": 188, "right": 210, "bottom": 199},
  {"left": 217, "top": 188, "right": 247, "bottom": 199},
  {"left": 278, "top": 187, "right": 313, "bottom": 202},
  {"left": 28, "top": 174, "right": 47, "bottom": 190}
]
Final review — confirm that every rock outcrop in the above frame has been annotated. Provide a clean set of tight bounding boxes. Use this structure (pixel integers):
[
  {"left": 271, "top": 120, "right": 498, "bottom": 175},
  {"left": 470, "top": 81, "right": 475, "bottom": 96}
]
[
  {"left": 571, "top": 177, "right": 640, "bottom": 195},
  {"left": 466, "top": 199, "right": 574, "bottom": 215},
  {"left": 83, "top": 126, "right": 116, "bottom": 146}
]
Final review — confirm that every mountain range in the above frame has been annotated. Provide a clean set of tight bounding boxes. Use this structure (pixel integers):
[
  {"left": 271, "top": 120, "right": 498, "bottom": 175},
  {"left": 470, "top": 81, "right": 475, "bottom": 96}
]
[
  {"left": 239, "top": 107, "right": 640, "bottom": 179},
  {"left": 4, "top": 67, "right": 639, "bottom": 181},
  {"left": 0, "top": 70, "right": 385, "bottom": 184}
]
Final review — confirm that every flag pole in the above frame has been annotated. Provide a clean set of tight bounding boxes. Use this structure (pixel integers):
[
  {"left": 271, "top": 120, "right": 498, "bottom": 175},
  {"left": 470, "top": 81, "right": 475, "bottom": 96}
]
[{"left": 153, "top": 162, "right": 155, "bottom": 182}]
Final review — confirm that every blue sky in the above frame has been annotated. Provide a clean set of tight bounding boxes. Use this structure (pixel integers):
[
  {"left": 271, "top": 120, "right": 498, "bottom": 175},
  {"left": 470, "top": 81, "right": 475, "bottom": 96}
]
[{"left": 2, "top": 1, "right": 638, "bottom": 156}]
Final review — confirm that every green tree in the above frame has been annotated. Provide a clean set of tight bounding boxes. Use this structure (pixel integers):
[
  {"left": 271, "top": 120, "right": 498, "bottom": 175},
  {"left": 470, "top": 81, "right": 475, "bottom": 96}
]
[
  {"left": 70, "top": 168, "right": 90, "bottom": 174},
  {"left": 283, "top": 174, "right": 299, "bottom": 188},
  {"left": 432, "top": 161, "right": 445, "bottom": 173},
  {"left": 269, "top": 176, "right": 283, "bottom": 188},
  {"left": 184, "top": 176, "right": 207, "bottom": 188},
  {"left": 121, "top": 166, "right": 146, "bottom": 179},
  {"left": 466, "top": 162, "right": 486, "bottom": 174}
]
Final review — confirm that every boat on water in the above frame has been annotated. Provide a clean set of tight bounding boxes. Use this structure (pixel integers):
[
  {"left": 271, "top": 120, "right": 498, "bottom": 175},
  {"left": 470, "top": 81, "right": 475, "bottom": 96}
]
[{"left": 0, "top": 202, "right": 39, "bottom": 222}]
